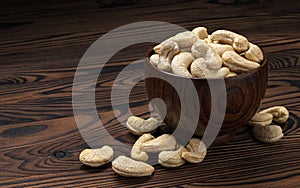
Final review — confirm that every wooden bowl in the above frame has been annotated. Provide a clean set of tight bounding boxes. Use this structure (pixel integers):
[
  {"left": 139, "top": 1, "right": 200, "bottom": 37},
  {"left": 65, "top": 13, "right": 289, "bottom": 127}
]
[{"left": 145, "top": 49, "right": 268, "bottom": 144}]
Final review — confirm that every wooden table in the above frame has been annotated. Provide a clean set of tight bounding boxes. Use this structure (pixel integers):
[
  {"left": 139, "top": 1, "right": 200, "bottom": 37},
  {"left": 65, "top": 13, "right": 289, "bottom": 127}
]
[{"left": 0, "top": 0, "right": 299, "bottom": 187}]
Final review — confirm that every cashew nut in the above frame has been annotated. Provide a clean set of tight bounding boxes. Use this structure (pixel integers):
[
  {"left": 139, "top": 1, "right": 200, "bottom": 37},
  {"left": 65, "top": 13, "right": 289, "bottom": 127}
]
[
  {"left": 182, "top": 138, "right": 207, "bottom": 163},
  {"left": 248, "top": 112, "right": 273, "bottom": 126},
  {"left": 192, "top": 27, "right": 208, "bottom": 40},
  {"left": 225, "top": 71, "right": 238, "bottom": 77},
  {"left": 149, "top": 54, "right": 159, "bottom": 67},
  {"left": 157, "top": 40, "right": 180, "bottom": 71},
  {"left": 222, "top": 51, "right": 260, "bottom": 73},
  {"left": 211, "top": 30, "right": 249, "bottom": 53},
  {"left": 244, "top": 43, "right": 263, "bottom": 63},
  {"left": 140, "top": 134, "right": 177, "bottom": 153},
  {"left": 191, "top": 41, "right": 223, "bottom": 69},
  {"left": 259, "top": 106, "right": 289, "bottom": 124},
  {"left": 158, "top": 145, "right": 187, "bottom": 167},
  {"left": 79, "top": 146, "right": 114, "bottom": 167},
  {"left": 112, "top": 155, "right": 155, "bottom": 177},
  {"left": 126, "top": 116, "right": 159, "bottom": 136},
  {"left": 208, "top": 43, "right": 235, "bottom": 56},
  {"left": 191, "top": 58, "right": 230, "bottom": 78},
  {"left": 131, "top": 133, "right": 155, "bottom": 162},
  {"left": 171, "top": 52, "right": 195, "bottom": 77},
  {"left": 169, "top": 31, "right": 198, "bottom": 50},
  {"left": 253, "top": 124, "right": 284, "bottom": 143}
]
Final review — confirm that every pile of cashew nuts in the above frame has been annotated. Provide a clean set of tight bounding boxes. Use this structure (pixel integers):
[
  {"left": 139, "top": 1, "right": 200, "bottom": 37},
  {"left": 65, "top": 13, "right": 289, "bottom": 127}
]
[{"left": 150, "top": 27, "right": 264, "bottom": 78}]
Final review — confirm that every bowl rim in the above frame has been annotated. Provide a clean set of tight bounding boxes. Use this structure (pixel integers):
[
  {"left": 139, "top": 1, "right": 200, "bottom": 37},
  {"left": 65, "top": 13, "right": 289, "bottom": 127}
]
[{"left": 145, "top": 46, "right": 268, "bottom": 81}]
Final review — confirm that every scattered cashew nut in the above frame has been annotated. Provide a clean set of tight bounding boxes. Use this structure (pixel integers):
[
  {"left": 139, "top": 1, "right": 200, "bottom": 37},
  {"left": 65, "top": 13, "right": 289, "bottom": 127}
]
[
  {"left": 248, "top": 112, "right": 273, "bottom": 126},
  {"left": 253, "top": 124, "right": 284, "bottom": 143},
  {"left": 140, "top": 134, "right": 177, "bottom": 153},
  {"left": 222, "top": 51, "right": 260, "bottom": 73},
  {"left": 182, "top": 138, "right": 207, "bottom": 163},
  {"left": 211, "top": 29, "right": 249, "bottom": 53},
  {"left": 126, "top": 116, "right": 159, "bottom": 136},
  {"left": 158, "top": 145, "right": 187, "bottom": 167},
  {"left": 131, "top": 133, "right": 155, "bottom": 162},
  {"left": 79, "top": 146, "right": 114, "bottom": 167},
  {"left": 259, "top": 106, "right": 289, "bottom": 124},
  {"left": 191, "top": 41, "right": 223, "bottom": 69},
  {"left": 112, "top": 155, "right": 155, "bottom": 177},
  {"left": 171, "top": 52, "right": 195, "bottom": 77}
]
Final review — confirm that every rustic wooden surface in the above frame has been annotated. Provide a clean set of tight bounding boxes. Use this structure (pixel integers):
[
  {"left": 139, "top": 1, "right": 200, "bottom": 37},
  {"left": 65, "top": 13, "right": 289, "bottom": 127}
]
[{"left": 0, "top": 0, "right": 299, "bottom": 187}]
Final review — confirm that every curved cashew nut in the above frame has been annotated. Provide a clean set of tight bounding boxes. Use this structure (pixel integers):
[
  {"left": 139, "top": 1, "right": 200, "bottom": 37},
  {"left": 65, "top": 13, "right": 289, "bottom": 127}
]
[
  {"left": 112, "top": 156, "right": 154, "bottom": 177},
  {"left": 158, "top": 145, "right": 187, "bottom": 167},
  {"left": 248, "top": 112, "right": 273, "bottom": 126},
  {"left": 169, "top": 31, "right": 198, "bottom": 50},
  {"left": 211, "top": 30, "right": 249, "bottom": 53},
  {"left": 225, "top": 71, "right": 238, "bottom": 77},
  {"left": 126, "top": 116, "right": 159, "bottom": 136},
  {"left": 259, "top": 106, "right": 289, "bottom": 124},
  {"left": 222, "top": 51, "right": 260, "bottom": 73},
  {"left": 191, "top": 41, "right": 223, "bottom": 69},
  {"left": 244, "top": 42, "right": 264, "bottom": 63},
  {"left": 157, "top": 40, "right": 180, "bottom": 71},
  {"left": 208, "top": 43, "right": 235, "bottom": 56},
  {"left": 192, "top": 27, "right": 208, "bottom": 40},
  {"left": 149, "top": 54, "right": 159, "bottom": 67},
  {"left": 131, "top": 133, "right": 155, "bottom": 162},
  {"left": 182, "top": 138, "right": 207, "bottom": 163},
  {"left": 171, "top": 52, "right": 195, "bottom": 77},
  {"left": 140, "top": 134, "right": 177, "bottom": 153},
  {"left": 79, "top": 146, "right": 114, "bottom": 167},
  {"left": 253, "top": 124, "right": 283, "bottom": 143},
  {"left": 191, "top": 58, "right": 229, "bottom": 78}
]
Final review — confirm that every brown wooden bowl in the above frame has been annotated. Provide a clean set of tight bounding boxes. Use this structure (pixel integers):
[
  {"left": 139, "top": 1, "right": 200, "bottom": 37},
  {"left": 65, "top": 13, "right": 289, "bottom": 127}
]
[{"left": 145, "top": 49, "right": 268, "bottom": 144}]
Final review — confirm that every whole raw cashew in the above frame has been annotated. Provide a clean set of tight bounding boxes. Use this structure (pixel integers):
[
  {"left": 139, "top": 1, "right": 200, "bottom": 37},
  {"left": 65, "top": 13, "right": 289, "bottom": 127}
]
[
  {"left": 191, "top": 41, "right": 223, "bottom": 69},
  {"left": 211, "top": 30, "right": 249, "bottom": 53},
  {"left": 149, "top": 54, "right": 159, "bottom": 67},
  {"left": 192, "top": 27, "right": 208, "bottom": 40},
  {"left": 259, "top": 106, "right": 289, "bottom": 124},
  {"left": 248, "top": 112, "right": 273, "bottom": 126},
  {"left": 222, "top": 51, "right": 260, "bottom": 73},
  {"left": 244, "top": 43, "right": 263, "bottom": 63},
  {"left": 182, "top": 138, "right": 207, "bottom": 163},
  {"left": 253, "top": 124, "right": 284, "bottom": 143},
  {"left": 157, "top": 41, "right": 180, "bottom": 71},
  {"left": 208, "top": 43, "right": 235, "bottom": 56},
  {"left": 158, "top": 145, "right": 187, "bottom": 167},
  {"left": 131, "top": 134, "right": 155, "bottom": 162},
  {"left": 171, "top": 52, "right": 195, "bottom": 77},
  {"left": 191, "top": 58, "right": 230, "bottom": 78},
  {"left": 126, "top": 116, "right": 159, "bottom": 136},
  {"left": 169, "top": 31, "right": 198, "bottom": 50},
  {"left": 225, "top": 71, "right": 238, "bottom": 77},
  {"left": 112, "top": 156, "right": 154, "bottom": 177},
  {"left": 79, "top": 146, "right": 114, "bottom": 167},
  {"left": 140, "top": 134, "right": 177, "bottom": 153}
]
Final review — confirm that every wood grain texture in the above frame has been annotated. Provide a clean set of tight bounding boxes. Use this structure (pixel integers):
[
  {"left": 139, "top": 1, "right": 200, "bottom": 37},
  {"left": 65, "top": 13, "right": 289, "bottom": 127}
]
[{"left": 0, "top": 0, "right": 299, "bottom": 187}]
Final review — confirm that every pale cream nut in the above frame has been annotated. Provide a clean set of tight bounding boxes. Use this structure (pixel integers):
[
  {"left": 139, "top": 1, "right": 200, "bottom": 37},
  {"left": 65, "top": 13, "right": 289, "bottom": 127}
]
[
  {"left": 158, "top": 146, "right": 187, "bottom": 167},
  {"left": 79, "top": 146, "right": 114, "bottom": 167},
  {"left": 192, "top": 27, "right": 208, "bottom": 40},
  {"left": 149, "top": 54, "right": 159, "bottom": 67},
  {"left": 244, "top": 43, "right": 263, "bottom": 63},
  {"left": 222, "top": 51, "right": 260, "bottom": 73},
  {"left": 190, "top": 58, "right": 229, "bottom": 78},
  {"left": 131, "top": 133, "right": 155, "bottom": 162},
  {"left": 112, "top": 156, "right": 155, "bottom": 177},
  {"left": 253, "top": 124, "right": 284, "bottom": 143},
  {"left": 182, "top": 138, "right": 207, "bottom": 163},
  {"left": 126, "top": 116, "right": 159, "bottom": 136},
  {"left": 140, "top": 134, "right": 177, "bottom": 153},
  {"left": 248, "top": 112, "right": 273, "bottom": 126},
  {"left": 259, "top": 106, "right": 289, "bottom": 124},
  {"left": 171, "top": 52, "right": 195, "bottom": 77}
]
